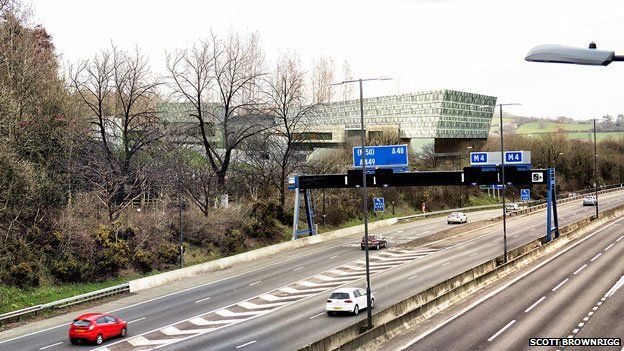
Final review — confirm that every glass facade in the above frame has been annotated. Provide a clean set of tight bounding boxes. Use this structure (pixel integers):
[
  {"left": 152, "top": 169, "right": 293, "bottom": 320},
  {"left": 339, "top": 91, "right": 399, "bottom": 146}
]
[{"left": 304, "top": 89, "right": 496, "bottom": 140}]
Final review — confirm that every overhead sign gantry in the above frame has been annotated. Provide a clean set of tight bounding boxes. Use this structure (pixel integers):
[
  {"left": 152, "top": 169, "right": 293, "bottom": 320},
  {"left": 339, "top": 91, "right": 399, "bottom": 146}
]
[{"left": 290, "top": 150, "right": 559, "bottom": 242}]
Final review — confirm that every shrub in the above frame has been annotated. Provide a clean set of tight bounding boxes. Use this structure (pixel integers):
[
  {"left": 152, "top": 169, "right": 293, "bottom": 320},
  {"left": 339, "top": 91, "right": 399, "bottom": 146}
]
[
  {"left": 133, "top": 250, "right": 154, "bottom": 273},
  {"left": 2, "top": 262, "right": 39, "bottom": 288},
  {"left": 51, "top": 256, "right": 83, "bottom": 283}
]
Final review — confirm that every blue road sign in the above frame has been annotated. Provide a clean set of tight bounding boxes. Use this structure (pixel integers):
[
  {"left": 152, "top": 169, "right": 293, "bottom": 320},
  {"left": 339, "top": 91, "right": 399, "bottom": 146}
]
[
  {"left": 353, "top": 145, "right": 408, "bottom": 168},
  {"left": 373, "top": 197, "right": 385, "bottom": 212},
  {"left": 505, "top": 151, "right": 523, "bottom": 163},
  {"left": 521, "top": 188, "right": 530, "bottom": 201},
  {"left": 471, "top": 152, "right": 488, "bottom": 164}
]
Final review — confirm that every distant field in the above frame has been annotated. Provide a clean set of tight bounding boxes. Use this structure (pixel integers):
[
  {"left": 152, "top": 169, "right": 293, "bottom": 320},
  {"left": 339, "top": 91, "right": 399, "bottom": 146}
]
[
  {"left": 516, "top": 121, "right": 592, "bottom": 134},
  {"left": 522, "top": 131, "right": 624, "bottom": 141}
]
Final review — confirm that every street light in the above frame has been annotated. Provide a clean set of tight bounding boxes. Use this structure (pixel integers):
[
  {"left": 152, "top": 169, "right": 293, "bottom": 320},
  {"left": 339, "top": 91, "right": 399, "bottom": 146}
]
[
  {"left": 496, "top": 103, "right": 521, "bottom": 264},
  {"left": 331, "top": 77, "right": 392, "bottom": 331},
  {"left": 525, "top": 42, "right": 615, "bottom": 219},
  {"left": 525, "top": 43, "right": 624, "bottom": 66},
  {"left": 593, "top": 118, "right": 599, "bottom": 218}
]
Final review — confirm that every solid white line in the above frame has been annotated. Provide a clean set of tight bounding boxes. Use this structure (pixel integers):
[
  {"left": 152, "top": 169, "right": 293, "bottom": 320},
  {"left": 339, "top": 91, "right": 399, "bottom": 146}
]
[
  {"left": 605, "top": 243, "right": 614, "bottom": 251},
  {"left": 195, "top": 297, "right": 211, "bottom": 303},
  {"left": 236, "top": 340, "right": 257, "bottom": 349},
  {"left": 488, "top": 320, "right": 516, "bottom": 342},
  {"left": 407, "top": 274, "right": 419, "bottom": 280},
  {"left": 617, "top": 235, "right": 623, "bottom": 242},
  {"left": 310, "top": 312, "right": 325, "bottom": 319},
  {"left": 39, "top": 342, "right": 62, "bottom": 350},
  {"left": 127, "top": 317, "right": 146, "bottom": 324},
  {"left": 396, "top": 216, "right": 624, "bottom": 350},
  {"left": 249, "top": 280, "right": 262, "bottom": 286},
  {"left": 591, "top": 253, "right": 602, "bottom": 262},
  {"left": 293, "top": 266, "right": 305, "bottom": 271},
  {"left": 574, "top": 264, "right": 587, "bottom": 275},
  {"left": 524, "top": 296, "right": 546, "bottom": 313},
  {"left": 552, "top": 278, "right": 569, "bottom": 292}
]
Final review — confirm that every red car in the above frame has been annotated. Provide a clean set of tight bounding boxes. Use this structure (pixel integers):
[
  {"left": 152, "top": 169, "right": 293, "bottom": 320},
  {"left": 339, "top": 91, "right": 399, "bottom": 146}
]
[{"left": 69, "top": 313, "right": 127, "bottom": 345}]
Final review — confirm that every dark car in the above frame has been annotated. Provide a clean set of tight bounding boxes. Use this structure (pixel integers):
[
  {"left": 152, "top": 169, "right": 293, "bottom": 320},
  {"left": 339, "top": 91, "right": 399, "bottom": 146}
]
[
  {"left": 69, "top": 313, "right": 127, "bottom": 345},
  {"left": 360, "top": 234, "right": 387, "bottom": 250}
]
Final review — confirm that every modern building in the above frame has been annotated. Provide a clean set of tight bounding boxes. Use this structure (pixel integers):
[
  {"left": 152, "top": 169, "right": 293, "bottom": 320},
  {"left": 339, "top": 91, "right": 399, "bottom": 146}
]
[{"left": 296, "top": 89, "right": 497, "bottom": 156}]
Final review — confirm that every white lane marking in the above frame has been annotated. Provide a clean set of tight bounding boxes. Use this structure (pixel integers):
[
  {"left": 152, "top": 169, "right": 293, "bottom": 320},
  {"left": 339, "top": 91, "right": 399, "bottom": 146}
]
[
  {"left": 513, "top": 235, "right": 519, "bottom": 238},
  {"left": 530, "top": 228, "right": 536, "bottom": 231},
  {"left": 259, "top": 293, "right": 313, "bottom": 302},
  {"left": 195, "top": 296, "right": 211, "bottom": 303},
  {"left": 574, "top": 264, "right": 587, "bottom": 275},
  {"left": 330, "top": 255, "right": 338, "bottom": 259},
  {"left": 161, "top": 326, "right": 214, "bottom": 335},
  {"left": 572, "top": 328, "right": 579, "bottom": 334},
  {"left": 442, "top": 262, "right": 451, "bottom": 267},
  {"left": 578, "top": 322, "right": 585, "bottom": 327},
  {"left": 588, "top": 311, "right": 594, "bottom": 316},
  {"left": 583, "top": 317, "right": 589, "bottom": 322},
  {"left": 422, "top": 230, "right": 431, "bottom": 234},
  {"left": 397, "top": 230, "right": 404, "bottom": 233},
  {"left": 293, "top": 266, "right": 305, "bottom": 271},
  {"left": 407, "top": 274, "right": 419, "bottom": 280},
  {"left": 249, "top": 280, "right": 262, "bottom": 286},
  {"left": 238, "top": 301, "right": 289, "bottom": 309},
  {"left": 39, "top": 342, "right": 63, "bottom": 350},
  {"left": 605, "top": 276, "right": 624, "bottom": 298},
  {"left": 189, "top": 317, "right": 244, "bottom": 326},
  {"left": 215, "top": 309, "right": 266, "bottom": 317},
  {"left": 396, "top": 216, "right": 624, "bottom": 350},
  {"left": 617, "top": 235, "right": 623, "bottom": 242},
  {"left": 552, "top": 278, "right": 569, "bottom": 292},
  {"left": 236, "top": 340, "right": 257, "bottom": 349},
  {"left": 591, "top": 253, "right": 602, "bottom": 262},
  {"left": 128, "top": 335, "right": 182, "bottom": 346},
  {"left": 470, "top": 252, "right": 478, "bottom": 257},
  {"left": 524, "top": 296, "right": 546, "bottom": 313},
  {"left": 310, "top": 312, "right": 325, "bottom": 319},
  {"left": 127, "top": 317, "right": 146, "bottom": 324},
  {"left": 488, "top": 320, "right": 516, "bottom": 342},
  {"left": 605, "top": 243, "right": 614, "bottom": 251}
]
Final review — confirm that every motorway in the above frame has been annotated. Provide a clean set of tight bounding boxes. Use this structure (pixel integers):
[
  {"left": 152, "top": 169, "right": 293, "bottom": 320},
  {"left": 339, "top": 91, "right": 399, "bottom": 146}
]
[
  {"left": 1, "top": 190, "right": 623, "bottom": 351},
  {"left": 391, "top": 213, "right": 624, "bottom": 351}
]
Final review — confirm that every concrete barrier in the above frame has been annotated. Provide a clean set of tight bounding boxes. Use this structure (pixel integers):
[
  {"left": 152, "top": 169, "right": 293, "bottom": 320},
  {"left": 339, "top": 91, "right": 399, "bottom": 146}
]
[
  {"left": 299, "top": 203, "right": 624, "bottom": 351},
  {"left": 129, "top": 218, "right": 398, "bottom": 292}
]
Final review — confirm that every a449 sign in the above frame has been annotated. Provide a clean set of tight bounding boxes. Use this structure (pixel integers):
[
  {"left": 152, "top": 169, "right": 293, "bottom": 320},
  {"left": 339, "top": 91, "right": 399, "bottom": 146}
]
[{"left": 353, "top": 145, "right": 408, "bottom": 168}]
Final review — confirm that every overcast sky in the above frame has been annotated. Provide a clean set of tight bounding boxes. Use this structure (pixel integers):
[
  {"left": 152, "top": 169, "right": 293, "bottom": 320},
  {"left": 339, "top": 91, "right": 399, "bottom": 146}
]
[{"left": 30, "top": 0, "right": 624, "bottom": 120}]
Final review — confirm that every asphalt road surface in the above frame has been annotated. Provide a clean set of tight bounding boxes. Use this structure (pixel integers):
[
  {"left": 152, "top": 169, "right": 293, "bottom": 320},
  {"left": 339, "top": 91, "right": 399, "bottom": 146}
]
[
  {"left": 1, "top": 191, "right": 623, "bottom": 351},
  {"left": 395, "top": 215, "right": 624, "bottom": 351}
]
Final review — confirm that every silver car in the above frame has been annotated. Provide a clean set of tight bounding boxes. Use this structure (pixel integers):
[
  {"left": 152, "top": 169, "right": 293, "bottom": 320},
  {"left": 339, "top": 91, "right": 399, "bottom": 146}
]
[
  {"left": 447, "top": 212, "right": 467, "bottom": 224},
  {"left": 583, "top": 196, "right": 597, "bottom": 206}
]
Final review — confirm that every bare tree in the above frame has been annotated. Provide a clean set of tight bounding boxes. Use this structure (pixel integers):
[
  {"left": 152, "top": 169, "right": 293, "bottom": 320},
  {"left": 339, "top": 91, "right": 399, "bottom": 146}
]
[
  {"left": 264, "top": 53, "right": 316, "bottom": 208},
  {"left": 167, "top": 31, "right": 269, "bottom": 193},
  {"left": 70, "top": 45, "right": 161, "bottom": 221},
  {"left": 311, "top": 56, "right": 335, "bottom": 104}
]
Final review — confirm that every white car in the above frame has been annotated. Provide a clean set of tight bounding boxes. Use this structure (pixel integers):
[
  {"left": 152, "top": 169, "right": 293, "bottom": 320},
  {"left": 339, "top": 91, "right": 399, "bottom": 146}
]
[
  {"left": 447, "top": 212, "right": 467, "bottom": 224},
  {"left": 505, "top": 203, "right": 520, "bottom": 212},
  {"left": 583, "top": 196, "right": 597, "bottom": 206},
  {"left": 326, "top": 288, "right": 375, "bottom": 316}
]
